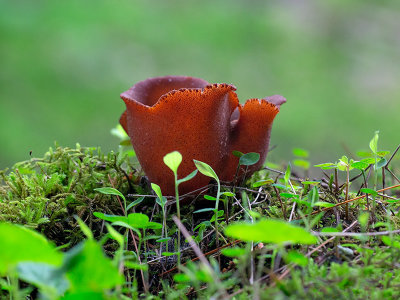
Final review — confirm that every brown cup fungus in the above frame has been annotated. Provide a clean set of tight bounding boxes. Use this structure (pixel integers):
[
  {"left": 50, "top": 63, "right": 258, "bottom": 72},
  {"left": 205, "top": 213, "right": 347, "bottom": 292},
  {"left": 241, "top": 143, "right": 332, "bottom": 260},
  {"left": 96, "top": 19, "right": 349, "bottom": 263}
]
[{"left": 120, "top": 76, "right": 286, "bottom": 196}]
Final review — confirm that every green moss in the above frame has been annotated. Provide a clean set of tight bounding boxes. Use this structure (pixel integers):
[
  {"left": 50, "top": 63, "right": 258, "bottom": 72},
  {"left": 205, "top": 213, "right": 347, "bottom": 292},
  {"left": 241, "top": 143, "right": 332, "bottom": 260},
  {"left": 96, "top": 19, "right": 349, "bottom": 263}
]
[{"left": 0, "top": 144, "right": 139, "bottom": 245}]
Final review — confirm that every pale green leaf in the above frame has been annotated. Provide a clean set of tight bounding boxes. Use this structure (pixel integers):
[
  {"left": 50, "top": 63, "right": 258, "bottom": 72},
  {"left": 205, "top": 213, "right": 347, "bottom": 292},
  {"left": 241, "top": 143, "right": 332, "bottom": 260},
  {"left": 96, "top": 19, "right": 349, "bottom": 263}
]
[
  {"left": 0, "top": 223, "right": 62, "bottom": 275},
  {"left": 360, "top": 188, "right": 378, "bottom": 197},
  {"left": 177, "top": 169, "right": 198, "bottom": 185},
  {"left": 163, "top": 151, "right": 182, "bottom": 174},
  {"left": 285, "top": 250, "right": 308, "bottom": 266},
  {"left": 127, "top": 213, "right": 149, "bottom": 229},
  {"left": 293, "top": 159, "right": 310, "bottom": 170},
  {"left": 284, "top": 164, "right": 291, "bottom": 186},
  {"left": 193, "top": 159, "right": 218, "bottom": 181},
  {"left": 221, "top": 247, "right": 246, "bottom": 257},
  {"left": 93, "top": 212, "right": 127, "bottom": 224},
  {"left": 94, "top": 187, "right": 125, "bottom": 202},
  {"left": 224, "top": 219, "right": 317, "bottom": 245},
  {"left": 64, "top": 240, "right": 123, "bottom": 292},
  {"left": 75, "top": 216, "right": 93, "bottom": 240},
  {"left": 151, "top": 183, "right": 163, "bottom": 200},
  {"left": 292, "top": 148, "right": 309, "bottom": 158},
  {"left": 106, "top": 223, "right": 124, "bottom": 247},
  {"left": 369, "top": 131, "right": 379, "bottom": 154},
  {"left": 127, "top": 197, "right": 145, "bottom": 211}
]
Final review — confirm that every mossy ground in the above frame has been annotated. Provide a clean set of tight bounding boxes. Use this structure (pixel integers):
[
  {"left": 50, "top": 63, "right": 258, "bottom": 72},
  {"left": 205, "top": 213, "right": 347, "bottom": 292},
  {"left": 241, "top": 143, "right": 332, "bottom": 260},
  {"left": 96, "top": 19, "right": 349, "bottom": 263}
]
[{"left": 1, "top": 144, "right": 400, "bottom": 299}]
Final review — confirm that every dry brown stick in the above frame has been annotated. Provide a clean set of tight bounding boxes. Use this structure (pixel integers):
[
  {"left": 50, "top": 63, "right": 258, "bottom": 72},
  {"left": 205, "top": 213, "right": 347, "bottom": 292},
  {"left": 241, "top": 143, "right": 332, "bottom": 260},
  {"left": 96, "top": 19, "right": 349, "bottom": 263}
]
[
  {"left": 313, "top": 228, "right": 400, "bottom": 237},
  {"left": 172, "top": 216, "right": 227, "bottom": 298},
  {"left": 306, "top": 183, "right": 400, "bottom": 217},
  {"left": 386, "top": 167, "right": 400, "bottom": 184},
  {"left": 172, "top": 216, "right": 215, "bottom": 273},
  {"left": 386, "top": 144, "right": 400, "bottom": 166}
]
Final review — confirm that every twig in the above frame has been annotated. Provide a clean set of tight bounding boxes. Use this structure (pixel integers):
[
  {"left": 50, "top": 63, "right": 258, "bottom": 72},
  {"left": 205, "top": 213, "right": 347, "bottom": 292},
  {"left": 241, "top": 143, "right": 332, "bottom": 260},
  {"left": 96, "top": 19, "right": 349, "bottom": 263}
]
[
  {"left": 172, "top": 216, "right": 227, "bottom": 297},
  {"left": 386, "top": 168, "right": 400, "bottom": 184},
  {"left": 312, "top": 229, "right": 400, "bottom": 237},
  {"left": 172, "top": 216, "right": 214, "bottom": 272},
  {"left": 386, "top": 144, "right": 400, "bottom": 166},
  {"left": 288, "top": 202, "right": 296, "bottom": 222},
  {"left": 306, "top": 183, "right": 400, "bottom": 217}
]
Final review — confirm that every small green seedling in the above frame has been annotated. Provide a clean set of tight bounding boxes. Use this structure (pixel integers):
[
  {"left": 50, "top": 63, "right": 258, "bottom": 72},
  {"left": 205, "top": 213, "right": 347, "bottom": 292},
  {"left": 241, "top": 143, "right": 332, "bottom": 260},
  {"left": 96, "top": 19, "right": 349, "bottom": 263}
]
[
  {"left": 151, "top": 183, "right": 170, "bottom": 254},
  {"left": 193, "top": 159, "right": 222, "bottom": 247},
  {"left": 163, "top": 151, "right": 198, "bottom": 265}
]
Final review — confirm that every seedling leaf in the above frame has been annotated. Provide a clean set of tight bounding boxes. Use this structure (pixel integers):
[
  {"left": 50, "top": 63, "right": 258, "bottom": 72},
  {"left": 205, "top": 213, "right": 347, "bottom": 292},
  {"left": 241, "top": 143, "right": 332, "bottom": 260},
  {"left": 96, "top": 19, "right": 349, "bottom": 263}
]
[
  {"left": 193, "top": 208, "right": 216, "bottom": 214},
  {"left": 163, "top": 151, "right": 182, "bottom": 174},
  {"left": 360, "top": 188, "right": 378, "bottom": 197},
  {"left": 369, "top": 131, "right": 379, "bottom": 154},
  {"left": 0, "top": 223, "right": 62, "bottom": 275},
  {"left": 232, "top": 150, "right": 244, "bottom": 158},
  {"left": 224, "top": 219, "right": 317, "bottom": 245},
  {"left": 193, "top": 160, "right": 218, "bottom": 181},
  {"left": 151, "top": 183, "right": 163, "bottom": 201},
  {"left": 128, "top": 213, "right": 150, "bottom": 228},
  {"left": 93, "top": 212, "right": 127, "bottom": 224},
  {"left": 177, "top": 169, "right": 198, "bottom": 185},
  {"left": 127, "top": 197, "right": 145, "bottom": 211},
  {"left": 94, "top": 187, "right": 125, "bottom": 201}
]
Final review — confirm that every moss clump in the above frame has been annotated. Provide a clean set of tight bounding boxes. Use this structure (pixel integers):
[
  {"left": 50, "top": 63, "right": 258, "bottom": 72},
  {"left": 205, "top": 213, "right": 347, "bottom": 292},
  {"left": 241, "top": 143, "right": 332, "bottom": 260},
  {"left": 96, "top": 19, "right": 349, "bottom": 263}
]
[{"left": 0, "top": 144, "right": 140, "bottom": 245}]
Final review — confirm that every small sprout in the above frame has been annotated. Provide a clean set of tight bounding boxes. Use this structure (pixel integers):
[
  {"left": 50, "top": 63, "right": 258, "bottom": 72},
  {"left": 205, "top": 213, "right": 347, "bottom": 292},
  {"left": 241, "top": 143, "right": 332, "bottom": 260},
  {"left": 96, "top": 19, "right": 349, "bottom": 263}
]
[{"left": 369, "top": 131, "right": 379, "bottom": 154}]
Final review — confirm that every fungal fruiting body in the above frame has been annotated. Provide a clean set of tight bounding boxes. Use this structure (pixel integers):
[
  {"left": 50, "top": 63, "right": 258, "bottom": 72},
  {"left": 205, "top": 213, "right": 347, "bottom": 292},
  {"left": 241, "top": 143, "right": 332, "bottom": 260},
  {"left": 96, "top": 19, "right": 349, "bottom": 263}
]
[{"left": 120, "top": 76, "right": 286, "bottom": 196}]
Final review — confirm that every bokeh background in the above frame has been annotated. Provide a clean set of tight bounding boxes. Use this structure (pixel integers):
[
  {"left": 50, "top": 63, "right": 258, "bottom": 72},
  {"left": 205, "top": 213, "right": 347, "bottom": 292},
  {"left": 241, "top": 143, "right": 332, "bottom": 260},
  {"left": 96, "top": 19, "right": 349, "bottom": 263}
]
[{"left": 1, "top": 0, "right": 399, "bottom": 169}]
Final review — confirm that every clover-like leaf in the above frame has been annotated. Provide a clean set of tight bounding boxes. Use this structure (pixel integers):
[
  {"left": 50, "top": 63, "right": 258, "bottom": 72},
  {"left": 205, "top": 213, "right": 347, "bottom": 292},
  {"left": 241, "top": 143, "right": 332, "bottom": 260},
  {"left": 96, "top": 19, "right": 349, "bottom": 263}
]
[{"left": 239, "top": 152, "right": 260, "bottom": 166}]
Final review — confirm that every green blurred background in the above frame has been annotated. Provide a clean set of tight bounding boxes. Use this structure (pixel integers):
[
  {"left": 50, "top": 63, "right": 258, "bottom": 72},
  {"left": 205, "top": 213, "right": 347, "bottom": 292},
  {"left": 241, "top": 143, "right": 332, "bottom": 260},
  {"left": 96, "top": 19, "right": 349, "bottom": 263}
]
[{"left": 1, "top": 0, "right": 399, "bottom": 169}]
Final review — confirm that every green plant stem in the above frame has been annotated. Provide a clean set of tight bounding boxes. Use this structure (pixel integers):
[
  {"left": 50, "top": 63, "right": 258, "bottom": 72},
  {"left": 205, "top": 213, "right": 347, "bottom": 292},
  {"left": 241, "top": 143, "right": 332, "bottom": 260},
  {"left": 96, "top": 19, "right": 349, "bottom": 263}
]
[
  {"left": 345, "top": 164, "right": 349, "bottom": 220},
  {"left": 10, "top": 272, "right": 20, "bottom": 300},
  {"left": 214, "top": 182, "right": 221, "bottom": 250},
  {"left": 163, "top": 207, "right": 168, "bottom": 253},
  {"left": 372, "top": 151, "right": 378, "bottom": 219},
  {"left": 224, "top": 198, "right": 229, "bottom": 225},
  {"left": 335, "top": 168, "right": 339, "bottom": 195},
  {"left": 361, "top": 170, "right": 369, "bottom": 210},
  {"left": 175, "top": 173, "right": 181, "bottom": 267}
]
